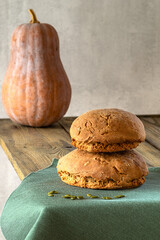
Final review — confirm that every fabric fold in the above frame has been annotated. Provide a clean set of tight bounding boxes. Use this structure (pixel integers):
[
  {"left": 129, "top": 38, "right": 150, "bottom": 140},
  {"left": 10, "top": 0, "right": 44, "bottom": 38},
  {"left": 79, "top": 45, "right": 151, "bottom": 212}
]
[{"left": 1, "top": 160, "right": 160, "bottom": 240}]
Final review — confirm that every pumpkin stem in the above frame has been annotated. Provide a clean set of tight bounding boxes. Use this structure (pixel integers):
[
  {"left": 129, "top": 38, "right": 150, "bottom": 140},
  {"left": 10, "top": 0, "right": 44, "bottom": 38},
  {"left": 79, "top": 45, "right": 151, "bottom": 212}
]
[{"left": 28, "top": 9, "right": 40, "bottom": 23}]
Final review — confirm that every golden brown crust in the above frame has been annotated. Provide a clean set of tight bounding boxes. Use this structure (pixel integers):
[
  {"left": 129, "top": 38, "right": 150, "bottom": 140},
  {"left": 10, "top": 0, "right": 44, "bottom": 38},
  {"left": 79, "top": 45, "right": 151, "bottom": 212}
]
[
  {"left": 70, "top": 109, "right": 145, "bottom": 152},
  {"left": 71, "top": 139, "right": 140, "bottom": 152},
  {"left": 58, "top": 171, "right": 146, "bottom": 189},
  {"left": 57, "top": 149, "right": 148, "bottom": 189}
]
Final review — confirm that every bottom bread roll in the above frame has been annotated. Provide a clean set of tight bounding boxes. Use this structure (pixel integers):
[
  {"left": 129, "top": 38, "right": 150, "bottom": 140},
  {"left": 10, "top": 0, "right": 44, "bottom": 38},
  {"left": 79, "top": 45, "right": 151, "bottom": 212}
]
[{"left": 57, "top": 149, "right": 148, "bottom": 189}]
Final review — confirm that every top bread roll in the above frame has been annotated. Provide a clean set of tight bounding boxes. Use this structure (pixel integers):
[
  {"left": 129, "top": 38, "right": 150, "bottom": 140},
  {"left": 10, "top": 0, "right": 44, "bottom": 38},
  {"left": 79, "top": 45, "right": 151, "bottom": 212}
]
[{"left": 70, "top": 109, "right": 145, "bottom": 152}]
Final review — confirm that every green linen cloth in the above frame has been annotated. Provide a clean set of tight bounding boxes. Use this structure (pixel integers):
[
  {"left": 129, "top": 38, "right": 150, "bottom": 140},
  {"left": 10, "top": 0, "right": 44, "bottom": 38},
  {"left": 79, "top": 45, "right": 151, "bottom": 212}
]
[{"left": 1, "top": 159, "right": 160, "bottom": 240}]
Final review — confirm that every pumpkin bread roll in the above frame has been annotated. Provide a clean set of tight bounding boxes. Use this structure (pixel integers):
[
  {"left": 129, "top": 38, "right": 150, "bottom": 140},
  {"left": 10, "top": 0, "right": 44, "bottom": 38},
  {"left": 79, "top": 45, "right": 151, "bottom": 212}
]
[
  {"left": 57, "top": 149, "right": 148, "bottom": 189},
  {"left": 70, "top": 109, "right": 145, "bottom": 152}
]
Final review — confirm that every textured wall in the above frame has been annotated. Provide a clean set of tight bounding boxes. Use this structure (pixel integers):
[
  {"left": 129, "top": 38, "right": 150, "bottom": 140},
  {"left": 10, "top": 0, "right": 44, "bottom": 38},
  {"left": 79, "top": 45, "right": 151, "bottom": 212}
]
[{"left": 0, "top": 0, "right": 160, "bottom": 118}]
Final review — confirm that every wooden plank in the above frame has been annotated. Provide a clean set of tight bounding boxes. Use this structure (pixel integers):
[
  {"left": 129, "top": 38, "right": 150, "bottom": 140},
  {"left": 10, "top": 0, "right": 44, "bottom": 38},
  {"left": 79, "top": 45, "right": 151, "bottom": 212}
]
[
  {"left": 59, "top": 117, "right": 76, "bottom": 134},
  {"left": 135, "top": 141, "right": 160, "bottom": 167},
  {"left": 139, "top": 115, "right": 160, "bottom": 127},
  {"left": 139, "top": 117, "right": 160, "bottom": 150},
  {"left": 0, "top": 119, "right": 74, "bottom": 180},
  {"left": 0, "top": 116, "right": 160, "bottom": 181}
]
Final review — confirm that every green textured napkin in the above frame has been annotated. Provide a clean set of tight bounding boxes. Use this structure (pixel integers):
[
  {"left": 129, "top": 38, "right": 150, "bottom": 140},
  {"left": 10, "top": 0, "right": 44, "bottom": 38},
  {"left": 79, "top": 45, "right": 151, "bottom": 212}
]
[{"left": 1, "top": 159, "right": 160, "bottom": 240}]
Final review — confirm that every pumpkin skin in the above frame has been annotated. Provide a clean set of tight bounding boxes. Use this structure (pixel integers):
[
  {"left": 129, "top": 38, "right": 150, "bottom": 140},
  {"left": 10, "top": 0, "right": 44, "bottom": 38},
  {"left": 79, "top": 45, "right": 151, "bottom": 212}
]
[{"left": 2, "top": 10, "right": 71, "bottom": 127}]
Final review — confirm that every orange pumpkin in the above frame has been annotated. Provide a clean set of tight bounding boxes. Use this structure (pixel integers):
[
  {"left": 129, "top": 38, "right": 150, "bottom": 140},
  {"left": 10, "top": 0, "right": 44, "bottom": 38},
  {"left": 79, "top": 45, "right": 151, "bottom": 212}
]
[{"left": 2, "top": 9, "right": 71, "bottom": 127}]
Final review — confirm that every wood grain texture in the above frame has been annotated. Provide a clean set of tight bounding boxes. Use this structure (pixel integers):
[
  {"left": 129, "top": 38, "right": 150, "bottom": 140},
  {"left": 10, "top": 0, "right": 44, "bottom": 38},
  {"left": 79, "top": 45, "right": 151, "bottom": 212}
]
[
  {"left": 59, "top": 117, "right": 76, "bottom": 134},
  {"left": 0, "top": 116, "right": 160, "bottom": 180},
  {"left": 139, "top": 116, "right": 160, "bottom": 150},
  {"left": 0, "top": 119, "right": 75, "bottom": 180}
]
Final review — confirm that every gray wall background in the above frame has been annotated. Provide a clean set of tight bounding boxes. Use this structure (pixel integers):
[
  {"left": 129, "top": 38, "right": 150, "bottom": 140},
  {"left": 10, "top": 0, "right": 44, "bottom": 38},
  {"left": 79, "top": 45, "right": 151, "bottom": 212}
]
[{"left": 0, "top": 0, "right": 159, "bottom": 118}]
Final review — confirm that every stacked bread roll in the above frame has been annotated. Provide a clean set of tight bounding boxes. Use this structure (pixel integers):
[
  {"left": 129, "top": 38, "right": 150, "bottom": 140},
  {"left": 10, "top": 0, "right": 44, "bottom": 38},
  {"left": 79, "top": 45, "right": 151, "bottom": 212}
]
[{"left": 57, "top": 109, "right": 148, "bottom": 189}]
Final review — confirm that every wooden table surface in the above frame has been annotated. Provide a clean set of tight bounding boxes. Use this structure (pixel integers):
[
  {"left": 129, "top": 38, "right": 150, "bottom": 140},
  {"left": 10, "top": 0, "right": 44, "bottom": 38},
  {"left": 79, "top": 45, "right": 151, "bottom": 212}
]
[{"left": 0, "top": 116, "right": 160, "bottom": 180}]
